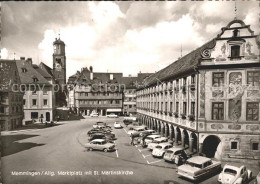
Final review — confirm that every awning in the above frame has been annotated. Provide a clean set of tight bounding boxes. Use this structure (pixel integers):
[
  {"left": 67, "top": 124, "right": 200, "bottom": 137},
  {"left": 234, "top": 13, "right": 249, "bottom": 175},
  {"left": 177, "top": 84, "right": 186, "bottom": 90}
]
[{"left": 107, "top": 109, "right": 122, "bottom": 112}]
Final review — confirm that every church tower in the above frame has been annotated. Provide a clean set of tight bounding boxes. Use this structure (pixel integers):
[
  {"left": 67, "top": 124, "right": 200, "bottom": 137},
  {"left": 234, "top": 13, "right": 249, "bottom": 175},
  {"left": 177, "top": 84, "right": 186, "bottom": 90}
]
[{"left": 53, "top": 37, "right": 66, "bottom": 85}]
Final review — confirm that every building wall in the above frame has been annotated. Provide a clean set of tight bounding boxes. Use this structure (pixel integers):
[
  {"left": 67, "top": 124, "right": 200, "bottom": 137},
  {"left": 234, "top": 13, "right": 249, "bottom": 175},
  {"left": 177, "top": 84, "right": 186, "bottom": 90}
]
[
  {"left": 123, "top": 89, "right": 137, "bottom": 115},
  {"left": 0, "top": 91, "right": 24, "bottom": 131},
  {"left": 23, "top": 85, "right": 54, "bottom": 122}
]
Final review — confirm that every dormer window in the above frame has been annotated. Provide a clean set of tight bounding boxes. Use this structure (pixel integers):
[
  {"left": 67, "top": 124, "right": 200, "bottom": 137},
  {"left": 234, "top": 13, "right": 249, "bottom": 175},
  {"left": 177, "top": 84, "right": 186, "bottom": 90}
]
[
  {"left": 33, "top": 77, "right": 38, "bottom": 82},
  {"left": 231, "top": 45, "right": 240, "bottom": 58},
  {"left": 22, "top": 68, "right": 27, "bottom": 73}
]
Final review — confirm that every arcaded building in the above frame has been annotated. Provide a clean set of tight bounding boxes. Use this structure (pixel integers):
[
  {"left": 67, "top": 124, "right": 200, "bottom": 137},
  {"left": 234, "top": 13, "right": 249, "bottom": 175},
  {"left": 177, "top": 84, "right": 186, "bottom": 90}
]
[{"left": 136, "top": 19, "right": 260, "bottom": 163}]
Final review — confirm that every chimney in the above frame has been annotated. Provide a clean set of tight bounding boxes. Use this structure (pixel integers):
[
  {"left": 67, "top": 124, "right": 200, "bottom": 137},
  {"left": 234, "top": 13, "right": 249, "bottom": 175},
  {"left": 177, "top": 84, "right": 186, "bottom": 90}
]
[
  {"left": 110, "top": 74, "right": 113, "bottom": 80},
  {"left": 90, "top": 66, "right": 93, "bottom": 72},
  {"left": 26, "top": 58, "right": 32, "bottom": 65},
  {"left": 20, "top": 57, "right": 25, "bottom": 60}
]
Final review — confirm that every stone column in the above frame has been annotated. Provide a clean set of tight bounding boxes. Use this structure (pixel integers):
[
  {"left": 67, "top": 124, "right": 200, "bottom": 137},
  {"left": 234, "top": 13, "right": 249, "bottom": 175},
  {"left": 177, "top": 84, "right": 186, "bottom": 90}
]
[
  {"left": 157, "top": 123, "right": 160, "bottom": 134},
  {"left": 169, "top": 126, "right": 173, "bottom": 140},
  {"left": 165, "top": 124, "right": 169, "bottom": 137},
  {"left": 199, "top": 143, "right": 203, "bottom": 155},
  {"left": 161, "top": 123, "right": 164, "bottom": 136},
  {"left": 181, "top": 132, "right": 185, "bottom": 148},
  {"left": 174, "top": 129, "right": 179, "bottom": 146},
  {"left": 189, "top": 138, "right": 194, "bottom": 153}
]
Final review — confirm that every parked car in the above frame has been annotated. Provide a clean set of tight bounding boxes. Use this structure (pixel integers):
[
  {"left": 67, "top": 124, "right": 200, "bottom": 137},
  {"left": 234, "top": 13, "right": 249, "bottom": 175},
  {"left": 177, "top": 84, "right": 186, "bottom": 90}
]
[
  {"left": 127, "top": 127, "right": 146, "bottom": 136},
  {"left": 144, "top": 134, "right": 161, "bottom": 144},
  {"left": 140, "top": 129, "right": 156, "bottom": 136},
  {"left": 163, "top": 147, "right": 188, "bottom": 165},
  {"left": 152, "top": 142, "right": 173, "bottom": 158},
  {"left": 147, "top": 137, "right": 168, "bottom": 151},
  {"left": 93, "top": 122, "right": 106, "bottom": 129},
  {"left": 85, "top": 139, "right": 115, "bottom": 152},
  {"left": 88, "top": 133, "right": 106, "bottom": 141},
  {"left": 123, "top": 119, "right": 132, "bottom": 126},
  {"left": 114, "top": 122, "right": 122, "bottom": 129},
  {"left": 176, "top": 156, "right": 221, "bottom": 181},
  {"left": 124, "top": 116, "right": 137, "bottom": 121},
  {"left": 90, "top": 112, "right": 99, "bottom": 117},
  {"left": 87, "top": 128, "right": 112, "bottom": 136},
  {"left": 106, "top": 113, "right": 118, "bottom": 118},
  {"left": 255, "top": 171, "right": 260, "bottom": 184},
  {"left": 218, "top": 164, "right": 252, "bottom": 184}
]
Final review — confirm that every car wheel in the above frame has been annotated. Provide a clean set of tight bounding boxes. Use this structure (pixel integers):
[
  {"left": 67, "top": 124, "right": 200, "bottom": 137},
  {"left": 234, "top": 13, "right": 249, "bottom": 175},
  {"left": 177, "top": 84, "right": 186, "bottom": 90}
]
[
  {"left": 103, "top": 149, "right": 108, "bottom": 152},
  {"left": 88, "top": 148, "right": 93, "bottom": 151}
]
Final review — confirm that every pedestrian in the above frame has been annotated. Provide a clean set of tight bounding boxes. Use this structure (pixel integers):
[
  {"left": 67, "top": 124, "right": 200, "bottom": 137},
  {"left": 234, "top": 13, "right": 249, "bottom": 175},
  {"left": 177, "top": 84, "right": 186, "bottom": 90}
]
[{"left": 130, "top": 134, "right": 134, "bottom": 145}]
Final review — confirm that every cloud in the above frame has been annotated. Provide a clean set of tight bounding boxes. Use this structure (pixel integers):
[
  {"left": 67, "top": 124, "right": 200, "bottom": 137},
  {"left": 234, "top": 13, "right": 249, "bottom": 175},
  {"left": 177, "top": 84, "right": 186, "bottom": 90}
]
[
  {"left": 0, "top": 48, "right": 9, "bottom": 59},
  {"left": 2, "top": 1, "right": 259, "bottom": 80}
]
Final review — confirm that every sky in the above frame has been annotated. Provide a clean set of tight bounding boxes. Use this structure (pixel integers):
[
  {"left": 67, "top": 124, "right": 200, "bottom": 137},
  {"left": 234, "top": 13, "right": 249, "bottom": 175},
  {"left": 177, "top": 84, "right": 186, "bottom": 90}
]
[{"left": 1, "top": 1, "right": 259, "bottom": 79}]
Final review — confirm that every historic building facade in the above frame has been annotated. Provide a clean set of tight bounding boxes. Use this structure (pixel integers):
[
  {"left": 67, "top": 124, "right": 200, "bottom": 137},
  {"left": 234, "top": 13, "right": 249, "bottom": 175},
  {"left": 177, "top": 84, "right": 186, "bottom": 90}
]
[
  {"left": 68, "top": 67, "right": 124, "bottom": 116},
  {"left": 136, "top": 19, "right": 260, "bottom": 163},
  {"left": 16, "top": 58, "right": 56, "bottom": 123},
  {"left": 0, "top": 60, "right": 24, "bottom": 131},
  {"left": 122, "top": 74, "right": 152, "bottom": 116}
]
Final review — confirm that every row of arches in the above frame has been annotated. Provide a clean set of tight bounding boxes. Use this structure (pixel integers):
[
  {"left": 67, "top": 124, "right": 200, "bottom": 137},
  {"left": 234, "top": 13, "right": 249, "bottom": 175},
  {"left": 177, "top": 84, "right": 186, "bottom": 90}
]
[{"left": 138, "top": 115, "right": 221, "bottom": 158}]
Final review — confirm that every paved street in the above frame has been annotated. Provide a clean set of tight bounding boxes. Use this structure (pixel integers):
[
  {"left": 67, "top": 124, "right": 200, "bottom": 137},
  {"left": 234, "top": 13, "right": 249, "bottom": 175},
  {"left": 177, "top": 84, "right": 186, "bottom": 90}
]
[{"left": 2, "top": 118, "right": 258, "bottom": 184}]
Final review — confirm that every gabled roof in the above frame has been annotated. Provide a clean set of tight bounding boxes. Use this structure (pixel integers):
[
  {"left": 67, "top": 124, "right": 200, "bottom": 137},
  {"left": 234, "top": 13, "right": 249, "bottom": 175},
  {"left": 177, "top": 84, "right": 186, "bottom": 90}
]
[
  {"left": 142, "top": 39, "right": 216, "bottom": 88},
  {"left": 39, "top": 62, "right": 54, "bottom": 77},
  {"left": 0, "top": 60, "right": 21, "bottom": 91},
  {"left": 33, "top": 64, "right": 53, "bottom": 79},
  {"left": 15, "top": 60, "right": 51, "bottom": 85}
]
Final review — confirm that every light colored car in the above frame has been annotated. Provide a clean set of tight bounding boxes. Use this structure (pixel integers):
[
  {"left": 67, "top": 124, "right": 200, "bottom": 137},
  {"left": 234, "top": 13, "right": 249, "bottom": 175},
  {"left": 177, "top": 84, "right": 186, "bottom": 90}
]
[
  {"left": 90, "top": 112, "right": 99, "bottom": 117},
  {"left": 114, "top": 122, "right": 122, "bottom": 129},
  {"left": 124, "top": 116, "right": 137, "bottom": 121},
  {"left": 106, "top": 113, "right": 118, "bottom": 118},
  {"left": 176, "top": 156, "right": 221, "bottom": 181},
  {"left": 147, "top": 137, "right": 168, "bottom": 151},
  {"left": 152, "top": 142, "right": 173, "bottom": 158},
  {"left": 85, "top": 139, "right": 115, "bottom": 152},
  {"left": 256, "top": 171, "right": 260, "bottom": 184},
  {"left": 127, "top": 127, "right": 146, "bottom": 136},
  {"left": 93, "top": 122, "right": 106, "bottom": 129},
  {"left": 144, "top": 134, "right": 161, "bottom": 144},
  {"left": 218, "top": 164, "right": 252, "bottom": 184},
  {"left": 163, "top": 147, "right": 188, "bottom": 165},
  {"left": 140, "top": 129, "right": 156, "bottom": 136}
]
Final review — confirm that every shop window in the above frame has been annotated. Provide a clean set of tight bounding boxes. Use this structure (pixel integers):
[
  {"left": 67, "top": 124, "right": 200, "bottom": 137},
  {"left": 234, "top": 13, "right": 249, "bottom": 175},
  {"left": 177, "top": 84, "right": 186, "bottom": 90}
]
[
  {"left": 31, "top": 112, "right": 38, "bottom": 119},
  {"left": 252, "top": 142, "right": 259, "bottom": 151},
  {"left": 230, "top": 141, "right": 238, "bottom": 150}
]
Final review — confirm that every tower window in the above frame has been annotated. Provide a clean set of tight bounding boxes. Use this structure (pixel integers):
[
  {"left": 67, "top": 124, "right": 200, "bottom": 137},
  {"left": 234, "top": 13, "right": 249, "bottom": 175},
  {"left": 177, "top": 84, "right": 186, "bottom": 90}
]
[
  {"left": 231, "top": 45, "right": 240, "bottom": 58},
  {"left": 22, "top": 68, "right": 27, "bottom": 73}
]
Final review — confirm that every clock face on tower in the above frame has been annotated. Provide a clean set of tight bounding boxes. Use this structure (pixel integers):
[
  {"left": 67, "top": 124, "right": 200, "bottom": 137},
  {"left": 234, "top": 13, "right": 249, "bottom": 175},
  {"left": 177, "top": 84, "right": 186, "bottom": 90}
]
[{"left": 55, "top": 62, "right": 62, "bottom": 71}]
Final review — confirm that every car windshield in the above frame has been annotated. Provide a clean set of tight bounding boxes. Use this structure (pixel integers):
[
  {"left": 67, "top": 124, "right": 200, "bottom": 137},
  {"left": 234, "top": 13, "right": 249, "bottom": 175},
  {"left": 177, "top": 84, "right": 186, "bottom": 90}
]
[
  {"left": 187, "top": 161, "right": 203, "bottom": 169},
  {"left": 155, "top": 145, "right": 162, "bottom": 149},
  {"left": 166, "top": 150, "right": 173, "bottom": 154},
  {"left": 138, "top": 129, "right": 144, "bottom": 132},
  {"left": 224, "top": 168, "right": 237, "bottom": 176}
]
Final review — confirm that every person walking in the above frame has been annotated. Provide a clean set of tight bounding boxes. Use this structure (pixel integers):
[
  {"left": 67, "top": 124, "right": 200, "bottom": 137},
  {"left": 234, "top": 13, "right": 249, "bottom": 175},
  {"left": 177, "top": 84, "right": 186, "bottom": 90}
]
[{"left": 130, "top": 134, "right": 134, "bottom": 145}]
